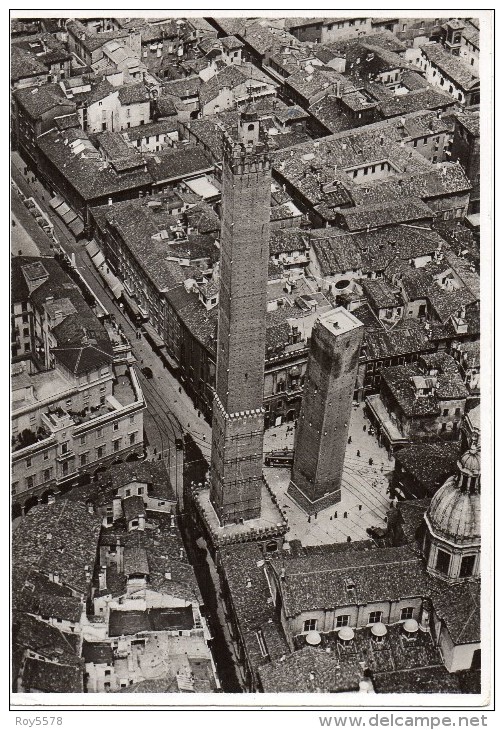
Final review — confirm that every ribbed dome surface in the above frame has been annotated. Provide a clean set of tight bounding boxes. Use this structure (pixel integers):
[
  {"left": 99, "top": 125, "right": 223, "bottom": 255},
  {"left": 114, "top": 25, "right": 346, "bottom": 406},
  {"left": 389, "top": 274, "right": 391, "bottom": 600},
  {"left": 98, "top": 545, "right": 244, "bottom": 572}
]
[
  {"left": 459, "top": 447, "right": 481, "bottom": 475},
  {"left": 427, "top": 475, "right": 480, "bottom": 544}
]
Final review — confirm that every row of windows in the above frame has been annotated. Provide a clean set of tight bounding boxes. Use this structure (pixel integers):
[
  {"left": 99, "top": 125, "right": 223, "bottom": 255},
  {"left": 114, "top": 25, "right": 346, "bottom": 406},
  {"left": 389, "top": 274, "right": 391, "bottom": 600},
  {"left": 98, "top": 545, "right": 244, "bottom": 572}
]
[
  {"left": 435, "top": 549, "right": 476, "bottom": 577},
  {"left": 442, "top": 407, "right": 462, "bottom": 417},
  {"left": 413, "top": 136, "right": 441, "bottom": 148},
  {"left": 327, "top": 19, "right": 367, "bottom": 30},
  {"left": 350, "top": 162, "right": 390, "bottom": 178},
  {"left": 303, "top": 607, "right": 415, "bottom": 633},
  {"left": 17, "top": 434, "right": 138, "bottom": 488},
  {"left": 22, "top": 416, "right": 137, "bottom": 469}
]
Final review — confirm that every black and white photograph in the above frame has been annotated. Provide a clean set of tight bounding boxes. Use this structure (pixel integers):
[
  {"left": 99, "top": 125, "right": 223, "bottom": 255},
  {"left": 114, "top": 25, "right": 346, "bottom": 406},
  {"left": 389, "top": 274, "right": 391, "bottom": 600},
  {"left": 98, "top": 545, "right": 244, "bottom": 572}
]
[{"left": 8, "top": 8, "right": 493, "bottom": 715}]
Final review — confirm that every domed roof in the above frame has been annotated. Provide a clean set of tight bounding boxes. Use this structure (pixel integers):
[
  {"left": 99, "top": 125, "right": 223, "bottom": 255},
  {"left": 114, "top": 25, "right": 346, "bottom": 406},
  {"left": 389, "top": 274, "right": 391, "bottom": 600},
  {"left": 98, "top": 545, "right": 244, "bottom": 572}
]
[
  {"left": 459, "top": 445, "right": 481, "bottom": 475},
  {"left": 403, "top": 619, "right": 419, "bottom": 633},
  {"left": 371, "top": 622, "right": 387, "bottom": 637},
  {"left": 426, "top": 475, "right": 480, "bottom": 545},
  {"left": 305, "top": 630, "right": 321, "bottom": 646},
  {"left": 338, "top": 626, "right": 354, "bottom": 641}
]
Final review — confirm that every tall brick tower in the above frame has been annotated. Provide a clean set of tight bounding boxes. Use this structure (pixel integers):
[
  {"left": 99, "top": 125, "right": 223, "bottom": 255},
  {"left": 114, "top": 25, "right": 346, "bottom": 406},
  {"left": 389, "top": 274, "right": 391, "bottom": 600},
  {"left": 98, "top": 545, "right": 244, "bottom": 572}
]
[
  {"left": 209, "top": 112, "right": 272, "bottom": 525},
  {"left": 288, "top": 307, "right": 364, "bottom": 514}
]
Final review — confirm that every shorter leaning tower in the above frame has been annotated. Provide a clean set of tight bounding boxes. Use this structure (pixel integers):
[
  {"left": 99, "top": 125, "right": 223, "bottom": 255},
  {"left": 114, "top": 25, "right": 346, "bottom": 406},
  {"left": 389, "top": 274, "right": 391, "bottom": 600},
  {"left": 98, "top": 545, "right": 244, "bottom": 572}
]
[{"left": 288, "top": 307, "right": 364, "bottom": 514}]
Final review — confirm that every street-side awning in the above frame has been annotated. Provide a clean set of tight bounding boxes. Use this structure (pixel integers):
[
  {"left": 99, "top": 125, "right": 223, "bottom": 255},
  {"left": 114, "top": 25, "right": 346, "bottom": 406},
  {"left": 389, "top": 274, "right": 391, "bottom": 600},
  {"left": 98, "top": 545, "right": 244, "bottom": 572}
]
[
  {"left": 85, "top": 239, "right": 100, "bottom": 259},
  {"left": 121, "top": 291, "right": 141, "bottom": 318},
  {"left": 57, "top": 202, "right": 71, "bottom": 216},
  {"left": 98, "top": 262, "right": 123, "bottom": 299},
  {"left": 49, "top": 195, "right": 64, "bottom": 209},
  {"left": 91, "top": 250, "right": 106, "bottom": 268},
  {"left": 68, "top": 217, "right": 85, "bottom": 236},
  {"left": 143, "top": 322, "right": 165, "bottom": 349},
  {"left": 62, "top": 209, "right": 78, "bottom": 224}
]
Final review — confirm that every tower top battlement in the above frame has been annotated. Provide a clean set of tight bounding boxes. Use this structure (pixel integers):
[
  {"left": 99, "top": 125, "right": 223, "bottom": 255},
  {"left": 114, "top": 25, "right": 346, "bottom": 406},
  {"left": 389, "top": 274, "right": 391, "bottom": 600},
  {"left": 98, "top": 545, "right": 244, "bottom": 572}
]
[
  {"left": 317, "top": 307, "right": 365, "bottom": 337},
  {"left": 222, "top": 113, "right": 272, "bottom": 174}
]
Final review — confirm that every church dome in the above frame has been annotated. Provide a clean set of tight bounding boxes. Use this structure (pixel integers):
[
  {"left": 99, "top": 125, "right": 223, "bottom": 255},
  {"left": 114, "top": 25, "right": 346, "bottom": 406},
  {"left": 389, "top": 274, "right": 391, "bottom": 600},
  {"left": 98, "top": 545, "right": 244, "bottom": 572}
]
[{"left": 426, "top": 473, "right": 480, "bottom": 545}]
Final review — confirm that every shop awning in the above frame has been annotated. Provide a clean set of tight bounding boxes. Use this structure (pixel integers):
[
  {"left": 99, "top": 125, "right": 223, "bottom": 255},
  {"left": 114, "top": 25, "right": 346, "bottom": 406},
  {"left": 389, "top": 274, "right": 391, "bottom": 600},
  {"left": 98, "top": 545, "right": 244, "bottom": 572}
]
[
  {"left": 62, "top": 209, "right": 78, "bottom": 224},
  {"left": 122, "top": 291, "right": 141, "bottom": 318},
  {"left": 91, "top": 250, "right": 106, "bottom": 268},
  {"left": 98, "top": 262, "right": 123, "bottom": 299},
  {"left": 68, "top": 217, "right": 85, "bottom": 237},
  {"left": 85, "top": 239, "right": 100, "bottom": 259},
  {"left": 49, "top": 195, "right": 64, "bottom": 209},
  {"left": 143, "top": 322, "right": 165, "bottom": 349}
]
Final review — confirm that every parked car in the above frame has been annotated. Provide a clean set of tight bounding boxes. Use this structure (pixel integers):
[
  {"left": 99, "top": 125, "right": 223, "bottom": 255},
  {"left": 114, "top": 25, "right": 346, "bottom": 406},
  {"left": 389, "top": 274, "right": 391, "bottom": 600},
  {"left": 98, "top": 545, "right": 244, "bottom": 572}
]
[{"left": 141, "top": 366, "right": 153, "bottom": 379}]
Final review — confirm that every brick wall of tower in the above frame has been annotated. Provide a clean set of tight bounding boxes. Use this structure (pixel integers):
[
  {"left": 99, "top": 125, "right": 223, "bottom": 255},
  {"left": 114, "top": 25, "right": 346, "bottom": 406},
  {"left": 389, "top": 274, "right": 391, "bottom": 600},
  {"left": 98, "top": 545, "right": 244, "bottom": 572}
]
[
  {"left": 210, "top": 133, "right": 272, "bottom": 524},
  {"left": 215, "top": 145, "right": 271, "bottom": 415},
  {"left": 289, "top": 314, "right": 364, "bottom": 510},
  {"left": 210, "top": 398, "right": 264, "bottom": 523}
]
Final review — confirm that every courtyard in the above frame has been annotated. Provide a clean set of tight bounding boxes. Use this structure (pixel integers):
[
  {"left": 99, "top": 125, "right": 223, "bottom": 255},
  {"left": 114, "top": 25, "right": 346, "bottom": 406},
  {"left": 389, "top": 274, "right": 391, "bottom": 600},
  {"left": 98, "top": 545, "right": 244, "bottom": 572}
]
[{"left": 263, "top": 402, "right": 395, "bottom": 546}]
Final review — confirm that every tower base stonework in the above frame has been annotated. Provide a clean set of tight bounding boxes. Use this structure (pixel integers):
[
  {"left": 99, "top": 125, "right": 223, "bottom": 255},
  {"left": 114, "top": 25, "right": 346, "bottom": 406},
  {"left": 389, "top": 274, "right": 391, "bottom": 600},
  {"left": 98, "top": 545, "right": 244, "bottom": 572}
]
[
  {"left": 210, "top": 395, "right": 265, "bottom": 525},
  {"left": 287, "top": 479, "right": 341, "bottom": 515}
]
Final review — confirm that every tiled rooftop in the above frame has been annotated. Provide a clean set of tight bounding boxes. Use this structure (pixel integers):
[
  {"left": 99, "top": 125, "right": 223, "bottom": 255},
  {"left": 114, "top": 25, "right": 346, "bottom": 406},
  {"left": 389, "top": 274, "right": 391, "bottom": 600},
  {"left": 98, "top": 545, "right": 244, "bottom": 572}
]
[
  {"left": 421, "top": 43, "right": 479, "bottom": 90},
  {"left": 273, "top": 544, "right": 426, "bottom": 616},
  {"left": 13, "top": 501, "right": 102, "bottom": 594}
]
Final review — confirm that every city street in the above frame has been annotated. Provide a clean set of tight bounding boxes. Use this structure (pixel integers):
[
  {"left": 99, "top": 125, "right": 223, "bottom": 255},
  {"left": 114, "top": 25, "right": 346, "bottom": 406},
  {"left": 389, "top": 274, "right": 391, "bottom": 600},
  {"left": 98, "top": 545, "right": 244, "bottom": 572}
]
[
  {"left": 12, "top": 154, "right": 389, "bottom": 530},
  {"left": 11, "top": 152, "right": 211, "bottom": 508}
]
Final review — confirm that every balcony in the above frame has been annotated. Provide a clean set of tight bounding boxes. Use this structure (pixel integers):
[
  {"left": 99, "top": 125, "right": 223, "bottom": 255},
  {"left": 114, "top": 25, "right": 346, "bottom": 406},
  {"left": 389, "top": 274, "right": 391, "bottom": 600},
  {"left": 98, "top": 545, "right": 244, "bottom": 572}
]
[{"left": 56, "top": 448, "right": 76, "bottom": 462}]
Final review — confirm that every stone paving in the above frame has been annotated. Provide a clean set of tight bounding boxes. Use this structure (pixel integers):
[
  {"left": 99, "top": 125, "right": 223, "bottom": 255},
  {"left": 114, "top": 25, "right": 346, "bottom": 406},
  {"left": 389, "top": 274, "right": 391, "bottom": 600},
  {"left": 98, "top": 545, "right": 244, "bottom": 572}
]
[
  {"left": 11, "top": 214, "right": 40, "bottom": 256},
  {"left": 263, "top": 402, "right": 396, "bottom": 547}
]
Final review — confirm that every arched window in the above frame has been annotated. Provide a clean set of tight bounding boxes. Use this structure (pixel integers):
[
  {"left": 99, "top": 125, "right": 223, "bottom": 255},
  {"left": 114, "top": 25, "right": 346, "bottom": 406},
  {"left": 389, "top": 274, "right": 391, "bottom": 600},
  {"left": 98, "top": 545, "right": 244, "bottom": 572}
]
[{"left": 247, "top": 124, "right": 255, "bottom": 131}]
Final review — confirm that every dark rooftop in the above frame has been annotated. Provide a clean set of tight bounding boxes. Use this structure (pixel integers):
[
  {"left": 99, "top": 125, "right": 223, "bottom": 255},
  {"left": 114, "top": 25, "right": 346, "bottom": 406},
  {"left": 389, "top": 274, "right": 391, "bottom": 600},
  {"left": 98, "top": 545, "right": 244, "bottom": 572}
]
[
  {"left": 117, "top": 81, "right": 151, "bottom": 106},
  {"left": 258, "top": 646, "right": 362, "bottom": 693},
  {"left": 37, "top": 129, "right": 152, "bottom": 201},
  {"left": 82, "top": 640, "right": 114, "bottom": 665},
  {"left": 22, "top": 657, "right": 84, "bottom": 693},
  {"left": 97, "top": 460, "right": 176, "bottom": 502},
  {"left": 272, "top": 544, "right": 427, "bottom": 617},
  {"left": 338, "top": 197, "right": 434, "bottom": 231},
  {"left": 147, "top": 146, "right": 213, "bottom": 184},
  {"left": 108, "top": 605, "right": 194, "bottom": 636},
  {"left": 395, "top": 443, "right": 461, "bottom": 494},
  {"left": 362, "top": 278, "right": 401, "bottom": 310},
  {"left": 13, "top": 501, "right": 102, "bottom": 595},
  {"left": 372, "top": 665, "right": 461, "bottom": 694},
  {"left": 429, "top": 578, "right": 480, "bottom": 644},
  {"left": 14, "top": 82, "right": 76, "bottom": 119}
]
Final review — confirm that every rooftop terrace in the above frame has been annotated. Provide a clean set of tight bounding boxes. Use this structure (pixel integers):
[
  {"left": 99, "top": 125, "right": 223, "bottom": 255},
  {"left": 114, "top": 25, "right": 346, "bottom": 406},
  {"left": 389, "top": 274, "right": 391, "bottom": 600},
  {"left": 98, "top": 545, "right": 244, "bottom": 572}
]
[{"left": 192, "top": 478, "right": 288, "bottom": 547}]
